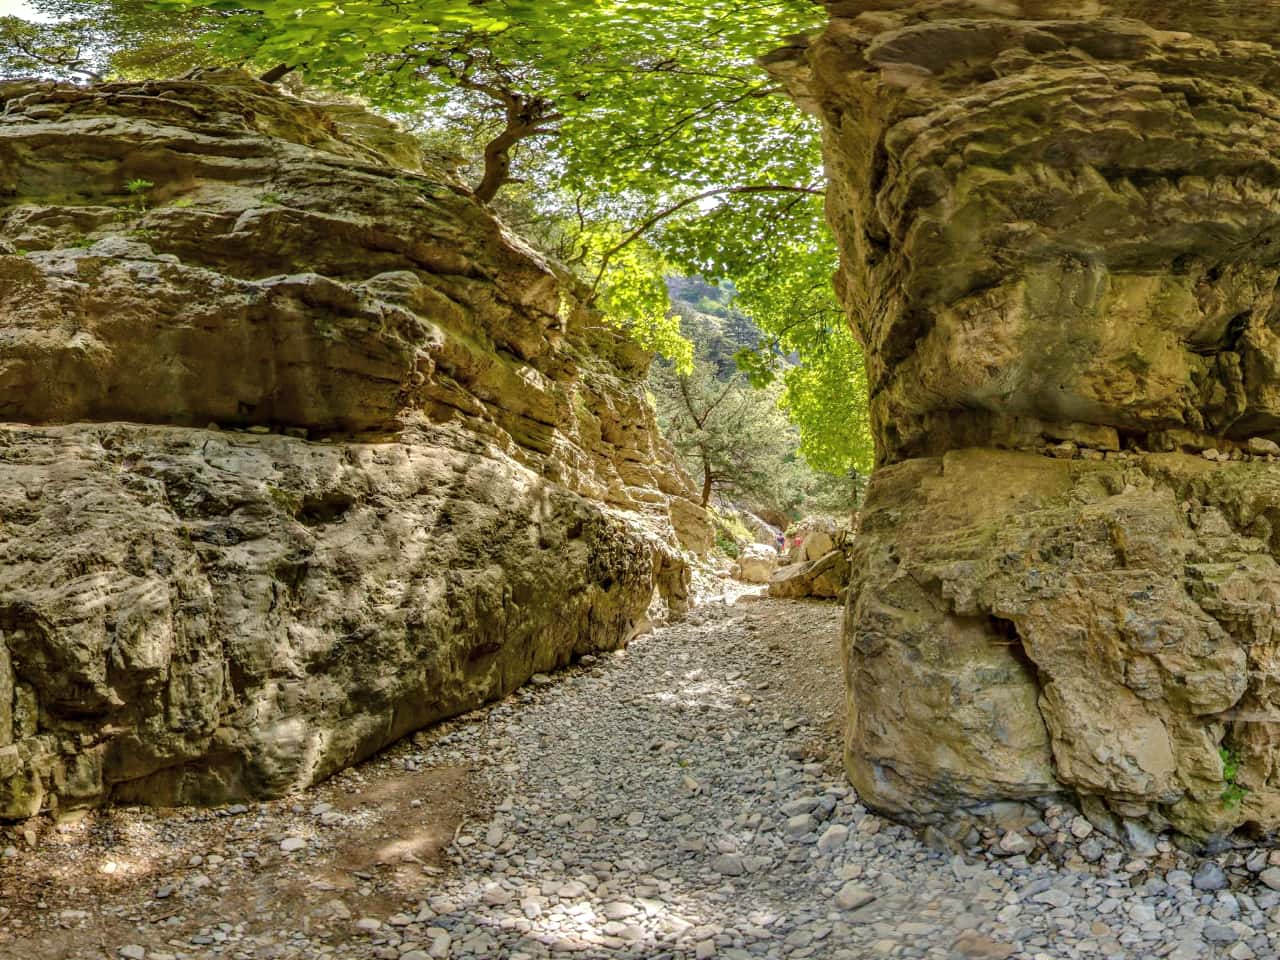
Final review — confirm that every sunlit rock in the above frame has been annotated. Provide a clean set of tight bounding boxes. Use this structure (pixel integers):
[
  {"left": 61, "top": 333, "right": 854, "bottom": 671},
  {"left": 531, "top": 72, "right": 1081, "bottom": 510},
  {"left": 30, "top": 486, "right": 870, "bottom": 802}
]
[
  {"left": 773, "top": 2, "right": 1280, "bottom": 839},
  {"left": 0, "top": 71, "right": 710, "bottom": 817}
]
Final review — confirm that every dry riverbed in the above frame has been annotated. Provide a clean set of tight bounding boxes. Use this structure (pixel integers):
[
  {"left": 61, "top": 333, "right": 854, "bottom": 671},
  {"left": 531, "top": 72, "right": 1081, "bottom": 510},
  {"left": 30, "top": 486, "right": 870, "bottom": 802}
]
[{"left": 4, "top": 593, "right": 1280, "bottom": 960}]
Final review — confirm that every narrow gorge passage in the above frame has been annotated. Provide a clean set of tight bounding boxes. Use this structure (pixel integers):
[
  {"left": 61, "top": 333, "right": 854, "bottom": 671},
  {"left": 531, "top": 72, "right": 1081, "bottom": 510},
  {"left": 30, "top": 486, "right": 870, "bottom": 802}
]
[{"left": 6, "top": 593, "right": 1271, "bottom": 960}]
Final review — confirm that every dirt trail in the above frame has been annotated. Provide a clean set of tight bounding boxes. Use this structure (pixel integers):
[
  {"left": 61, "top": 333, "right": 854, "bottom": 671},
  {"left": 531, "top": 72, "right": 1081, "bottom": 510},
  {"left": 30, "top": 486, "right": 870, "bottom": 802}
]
[{"left": 0, "top": 595, "right": 846, "bottom": 960}]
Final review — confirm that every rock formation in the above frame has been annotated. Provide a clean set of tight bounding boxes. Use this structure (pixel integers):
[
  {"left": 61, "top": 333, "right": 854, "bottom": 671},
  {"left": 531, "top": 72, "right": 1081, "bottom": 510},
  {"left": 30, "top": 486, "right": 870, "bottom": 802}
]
[
  {"left": 0, "top": 72, "right": 709, "bottom": 818},
  {"left": 783, "top": 519, "right": 838, "bottom": 565},
  {"left": 735, "top": 543, "right": 780, "bottom": 584},
  {"left": 771, "top": 1, "right": 1280, "bottom": 840},
  {"left": 768, "top": 548, "right": 850, "bottom": 601}
]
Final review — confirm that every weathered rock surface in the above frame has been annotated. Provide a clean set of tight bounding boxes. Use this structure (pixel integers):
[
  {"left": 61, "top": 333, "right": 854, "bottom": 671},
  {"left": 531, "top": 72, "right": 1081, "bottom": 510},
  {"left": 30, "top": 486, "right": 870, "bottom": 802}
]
[
  {"left": 740, "top": 508, "right": 784, "bottom": 547},
  {"left": 784, "top": 517, "right": 839, "bottom": 565},
  {"left": 736, "top": 543, "right": 781, "bottom": 584},
  {"left": 773, "top": 3, "right": 1280, "bottom": 839},
  {"left": 767, "top": 550, "right": 850, "bottom": 600},
  {"left": 800, "top": 530, "right": 836, "bottom": 564},
  {"left": 0, "top": 72, "right": 709, "bottom": 817}
]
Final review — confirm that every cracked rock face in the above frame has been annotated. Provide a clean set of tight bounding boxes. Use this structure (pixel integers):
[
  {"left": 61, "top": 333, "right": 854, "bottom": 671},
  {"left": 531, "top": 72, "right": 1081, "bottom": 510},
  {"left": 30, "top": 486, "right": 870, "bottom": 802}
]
[
  {"left": 775, "top": 2, "right": 1280, "bottom": 838},
  {"left": 0, "top": 71, "right": 709, "bottom": 818}
]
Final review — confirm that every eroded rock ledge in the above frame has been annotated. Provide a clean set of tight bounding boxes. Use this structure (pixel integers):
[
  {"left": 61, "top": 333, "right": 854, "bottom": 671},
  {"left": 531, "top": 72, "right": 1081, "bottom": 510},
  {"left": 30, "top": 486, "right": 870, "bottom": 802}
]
[
  {"left": 773, "top": 2, "right": 1280, "bottom": 840},
  {"left": 0, "top": 71, "right": 710, "bottom": 818}
]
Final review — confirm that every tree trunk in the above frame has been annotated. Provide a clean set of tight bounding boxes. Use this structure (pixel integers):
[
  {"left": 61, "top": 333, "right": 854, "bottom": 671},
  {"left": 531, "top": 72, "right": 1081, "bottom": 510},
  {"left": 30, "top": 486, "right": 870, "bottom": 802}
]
[
  {"left": 259, "top": 63, "right": 295, "bottom": 84},
  {"left": 474, "top": 132, "right": 516, "bottom": 204},
  {"left": 701, "top": 459, "right": 713, "bottom": 508}
]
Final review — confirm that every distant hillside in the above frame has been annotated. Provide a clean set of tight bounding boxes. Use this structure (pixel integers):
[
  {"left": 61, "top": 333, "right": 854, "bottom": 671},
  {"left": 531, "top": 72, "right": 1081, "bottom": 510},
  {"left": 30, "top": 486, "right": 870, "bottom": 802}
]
[
  {"left": 652, "top": 277, "right": 860, "bottom": 525},
  {"left": 665, "top": 276, "right": 762, "bottom": 379}
]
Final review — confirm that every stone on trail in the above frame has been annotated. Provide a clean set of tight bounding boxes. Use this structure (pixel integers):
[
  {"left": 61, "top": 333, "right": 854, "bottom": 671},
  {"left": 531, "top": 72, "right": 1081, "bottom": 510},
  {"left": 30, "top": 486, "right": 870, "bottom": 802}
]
[
  {"left": 1194, "top": 862, "right": 1230, "bottom": 892},
  {"left": 736, "top": 543, "right": 779, "bottom": 584},
  {"left": 950, "top": 932, "right": 1016, "bottom": 960},
  {"left": 785, "top": 813, "right": 817, "bottom": 838},
  {"left": 711, "top": 853, "right": 746, "bottom": 877},
  {"left": 602, "top": 901, "right": 638, "bottom": 920},
  {"left": 996, "top": 831, "right": 1033, "bottom": 856},
  {"left": 817, "top": 824, "right": 849, "bottom": 853},
  {"left": 834, "top": 882, "right": 875, "bottom": 911}
]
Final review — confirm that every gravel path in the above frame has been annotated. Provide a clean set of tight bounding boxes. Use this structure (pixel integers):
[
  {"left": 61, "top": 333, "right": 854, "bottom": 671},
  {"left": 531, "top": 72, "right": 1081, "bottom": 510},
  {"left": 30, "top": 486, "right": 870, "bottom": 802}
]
[
  {"left": 7, "top": 594, "right": 1280, "bottom": 960},
  {"left": 372, "top": 597, "right": 1280, "bottom": 960}
]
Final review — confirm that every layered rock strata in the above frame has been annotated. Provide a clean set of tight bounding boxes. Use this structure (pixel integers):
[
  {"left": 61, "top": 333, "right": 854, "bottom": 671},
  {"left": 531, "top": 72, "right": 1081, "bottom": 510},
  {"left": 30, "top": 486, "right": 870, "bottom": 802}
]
[
  {"left": 767, "top": 549, "right": 850, "bottom": 601},
  {"left": 772, "top": 2, "right": 1280, "bottom": 838},
  {"left": 0, "top": 72, "right": 709, "bottom": 818}
]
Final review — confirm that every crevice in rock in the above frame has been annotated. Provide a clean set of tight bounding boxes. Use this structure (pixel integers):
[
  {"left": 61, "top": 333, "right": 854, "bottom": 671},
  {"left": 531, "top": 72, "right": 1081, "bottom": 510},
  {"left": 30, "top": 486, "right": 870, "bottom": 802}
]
[
  {"left": 1188, "top": 309, "right": 1251, "bottom": 358},
  {"left": 297, "top": 491, "right": 355, "bottom": 526},
  {"left": 990, "top": 615, "right": 1044, "bottom": 694}
]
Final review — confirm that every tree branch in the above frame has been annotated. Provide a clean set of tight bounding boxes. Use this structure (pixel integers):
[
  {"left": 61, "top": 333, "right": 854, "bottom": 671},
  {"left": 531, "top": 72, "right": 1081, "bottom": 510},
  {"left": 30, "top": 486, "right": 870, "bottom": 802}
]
[
  {"left": 8, "top": 30, "right": 102, "bottom": 81},
  {"left": 259, "top": 63, "right": 295, "bottom": 84},
  {"left": 588, "top": 183, "right": 824, "bottom": 299},
  {"left": 443, "top": 51, "right": 563, "bottom": 204}
]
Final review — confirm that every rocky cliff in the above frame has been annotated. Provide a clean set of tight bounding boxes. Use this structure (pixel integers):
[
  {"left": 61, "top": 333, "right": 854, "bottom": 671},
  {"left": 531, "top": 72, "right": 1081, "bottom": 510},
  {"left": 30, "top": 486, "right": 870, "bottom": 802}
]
[
  {"left": 772, "top": 2, "right": 1280, "bottom": 840},
  {"left": 0, "top": 71, "right": 710, "bottom": 818}
]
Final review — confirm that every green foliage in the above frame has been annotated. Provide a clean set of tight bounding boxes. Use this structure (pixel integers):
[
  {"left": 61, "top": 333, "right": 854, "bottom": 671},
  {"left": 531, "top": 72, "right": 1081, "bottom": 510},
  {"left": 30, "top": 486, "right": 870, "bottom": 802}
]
[
  {"left": 667, "top": 278, "right": 760, "bottom": 379},
  {"left": 661, "top": 277, "right": 869, "bottom": 516},
  {"left": 1220, "top": 746, "right": 1248, "bottom": 809},
  {"left": 124, "top": 176, "right": 154, "bottom": 212},
  {"left": 0, "top": 14, "right": 100, "bottom": 79},
  {"left": 695, "top": 222, "right": 874, "bottom": 477},
  {"left": 780, "top": 327, "right": 874, "bottom": 476},
  {"left": 594, "top": 234, "right": 693, "bottom": 373},
  {"left": 708, "top": 506, "right": 753, "bottom": 557},
  {"left": 1, "top": 0, "right": 219, "bottom": 81},
  {"left": 650, "top": 354, "right": 795, "bottom": 509},
  {"left": 32, "top": 0, "right": 875, "bottom": 485}
]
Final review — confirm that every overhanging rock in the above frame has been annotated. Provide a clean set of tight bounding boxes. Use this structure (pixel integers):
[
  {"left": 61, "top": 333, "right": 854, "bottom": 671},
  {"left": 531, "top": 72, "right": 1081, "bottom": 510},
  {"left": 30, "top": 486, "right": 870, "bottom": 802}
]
[{"left": 772, "top": 2, "right": 1280, "bottom": 840}]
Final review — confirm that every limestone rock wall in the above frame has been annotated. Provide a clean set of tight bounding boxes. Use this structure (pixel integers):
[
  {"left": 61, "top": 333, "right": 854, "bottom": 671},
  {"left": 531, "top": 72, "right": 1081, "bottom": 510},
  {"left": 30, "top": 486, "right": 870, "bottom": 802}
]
[
  {"left": 774, "top": 2, "right": 1280, "bottom": 839},
  {"left": 0, "top": 72, "right": 710, "bottom": 818}
]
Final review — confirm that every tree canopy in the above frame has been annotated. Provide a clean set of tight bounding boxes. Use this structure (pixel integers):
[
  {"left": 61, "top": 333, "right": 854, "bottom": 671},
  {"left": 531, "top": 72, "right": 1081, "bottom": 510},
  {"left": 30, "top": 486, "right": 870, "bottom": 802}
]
[
  {"left": 2, "top": 0, "right": 874, "bottom": 478},
  {"left": 653, "top": 280, "right": 866, "bottom": 519}
]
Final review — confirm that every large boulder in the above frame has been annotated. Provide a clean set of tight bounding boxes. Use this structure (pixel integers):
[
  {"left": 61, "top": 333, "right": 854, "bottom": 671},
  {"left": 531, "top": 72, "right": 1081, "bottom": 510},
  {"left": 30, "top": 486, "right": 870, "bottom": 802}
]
[
  {"left": 784, "top": 516, "right": 839, "bottom": 564},
  {"left": 767, "top": 551, "right": 850, "bottom": 600},
  {"left": 801, "top": 530, "right": 836, "bottom": 563},
  {"left": 773, "top": 4, "right": 1280, "bottom": 839},
  {"left": 736, "top": 543, "right": 780, "bottom": 584},
  {"left": 0, "top": 72, "right": 710, "bottom": 818}
]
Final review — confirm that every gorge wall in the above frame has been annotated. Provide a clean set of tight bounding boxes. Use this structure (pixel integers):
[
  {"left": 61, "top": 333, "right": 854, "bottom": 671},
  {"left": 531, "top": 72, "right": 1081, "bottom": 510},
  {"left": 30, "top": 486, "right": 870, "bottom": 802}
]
[
  {"left": 0, "top": 72, "right": 710, "bottom": 818},
  {"left": 771, "top": 1, "right": 1280, "bottom": 840}
]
